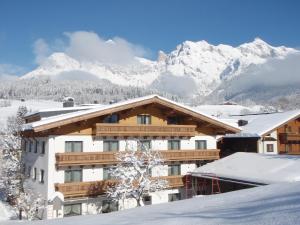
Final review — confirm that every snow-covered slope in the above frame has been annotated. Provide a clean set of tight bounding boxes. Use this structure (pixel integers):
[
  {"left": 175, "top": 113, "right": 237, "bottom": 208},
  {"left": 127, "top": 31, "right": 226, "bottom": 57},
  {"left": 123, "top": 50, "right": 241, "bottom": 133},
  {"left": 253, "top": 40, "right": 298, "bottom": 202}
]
[
  {"left": 0, "top": 99, "right": 61, "bottom": 127},
  {"left": 21, "top": 38, "right": 298, "bottom": 96},
  {"left": 4, "top": 182, "right": 300, "bottom": 225}
]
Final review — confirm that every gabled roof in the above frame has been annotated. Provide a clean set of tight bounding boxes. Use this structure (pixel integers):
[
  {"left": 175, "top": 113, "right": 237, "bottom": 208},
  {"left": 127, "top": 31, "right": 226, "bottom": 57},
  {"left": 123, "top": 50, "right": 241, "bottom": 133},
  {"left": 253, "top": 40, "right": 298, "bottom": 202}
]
[
  {"left": 231, "top": 110, "right": 300, "bottom": 136},
  {"left": 192, "top": 152, "right": 300, "bottom": 184},
  {"left": 23, "top": 95, "right": 241, "bottom": 133}
]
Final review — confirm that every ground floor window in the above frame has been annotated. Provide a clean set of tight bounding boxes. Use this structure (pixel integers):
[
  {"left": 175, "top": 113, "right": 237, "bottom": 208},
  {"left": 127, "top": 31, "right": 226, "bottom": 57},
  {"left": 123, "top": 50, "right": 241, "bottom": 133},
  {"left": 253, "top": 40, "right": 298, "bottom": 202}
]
[
  {"left": 266, "top": 144, "right": 274, "bottom": 152},
  {"left": 168, "top": 193, "right": 181, "bottom": 202},
  {"left": 63, "top": 203, "right": 81, "bottom": 217},
  {"left": 143, "top": 195, "right": 152, "bottom": 205},
  {"left": 102, "top": 200, "right": 118, "bottom": 213}
]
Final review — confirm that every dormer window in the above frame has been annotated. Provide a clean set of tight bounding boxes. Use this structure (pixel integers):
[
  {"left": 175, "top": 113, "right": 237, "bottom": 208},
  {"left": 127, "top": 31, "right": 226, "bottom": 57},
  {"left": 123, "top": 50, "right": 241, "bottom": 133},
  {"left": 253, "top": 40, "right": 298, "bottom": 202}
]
[
  {"left": 103, "top": 114, "right": 119, "bottom": 123},
  {"left": 137, "top": 115, "right": 151, "bottom": 125}
]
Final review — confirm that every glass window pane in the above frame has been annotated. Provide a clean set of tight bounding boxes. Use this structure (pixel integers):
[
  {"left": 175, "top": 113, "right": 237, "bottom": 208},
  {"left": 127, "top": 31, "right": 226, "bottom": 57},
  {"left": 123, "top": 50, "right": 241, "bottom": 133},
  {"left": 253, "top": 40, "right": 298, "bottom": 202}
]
[
  {"left": 139, "top": 140, "right": 151, "bottom": 151},
  {"left": 103, "top": 167, "right": 111, "bottom": 180},
  {"left": 73, "top": 142, "right": 83, "bottom": 152},
  {"left": 64, "top": 204, "right": 81, "bottom": 217},
  {"left": 103, "top": 141, "right": 110, "bottom": 152},
  {"left": 64, "top": 171, "right": 71, "bottom": 183},
  {"left": 72, "top": 170, "right": 82, "bottom": 182},
  {"left": 137, "top": 115, "right": 142, "bottom": 124},
  {"left": 110, "top": 141, "right": 119, "bottom": 151},
  {"left": 168, "top": 140, "right": 180, "bottom": 150},
  {"left": 65, "top": 142, "right": 73, "bottom": 152},
  {"left": 196, "top": 140, "right": 207, "bottom": 150}
]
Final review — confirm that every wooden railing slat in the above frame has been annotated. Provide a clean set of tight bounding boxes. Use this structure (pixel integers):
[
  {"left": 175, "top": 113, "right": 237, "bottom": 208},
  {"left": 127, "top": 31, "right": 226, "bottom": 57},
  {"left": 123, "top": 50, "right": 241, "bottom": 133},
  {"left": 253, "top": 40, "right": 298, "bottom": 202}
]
[{"left": 56, "top": 149, "right": 220, "bottom": 167}]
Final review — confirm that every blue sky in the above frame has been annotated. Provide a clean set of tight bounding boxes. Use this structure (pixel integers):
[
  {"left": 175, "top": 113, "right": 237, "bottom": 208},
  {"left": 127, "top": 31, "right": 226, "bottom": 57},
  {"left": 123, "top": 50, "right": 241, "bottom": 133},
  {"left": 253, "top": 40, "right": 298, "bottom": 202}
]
[{"left": 0, "top": 0, "right": 299, "bottom": 74}]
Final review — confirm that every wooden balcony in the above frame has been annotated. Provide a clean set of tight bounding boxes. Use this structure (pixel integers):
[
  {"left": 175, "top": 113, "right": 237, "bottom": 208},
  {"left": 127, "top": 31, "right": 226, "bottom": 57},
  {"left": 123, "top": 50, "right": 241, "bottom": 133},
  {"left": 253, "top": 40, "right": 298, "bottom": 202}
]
[
  {"left": 94, "top": 123, "right": 196, "bottom": 137},
  {"left": 56, "top": 149, "right": 220, "bottom": 168},
  {"left": 55, "top": 175, "right": 184, "bottom": 198},
  {"left": 279, "top": 133, "right": 300, "bottom": 144}
]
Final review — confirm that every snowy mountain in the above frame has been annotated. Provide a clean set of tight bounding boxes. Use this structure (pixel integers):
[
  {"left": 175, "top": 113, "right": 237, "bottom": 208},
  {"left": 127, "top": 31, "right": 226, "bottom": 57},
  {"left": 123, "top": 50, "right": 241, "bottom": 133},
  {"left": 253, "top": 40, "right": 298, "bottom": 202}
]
[{"left": 21, "top": 38, "right": 298, "bottom": 97}]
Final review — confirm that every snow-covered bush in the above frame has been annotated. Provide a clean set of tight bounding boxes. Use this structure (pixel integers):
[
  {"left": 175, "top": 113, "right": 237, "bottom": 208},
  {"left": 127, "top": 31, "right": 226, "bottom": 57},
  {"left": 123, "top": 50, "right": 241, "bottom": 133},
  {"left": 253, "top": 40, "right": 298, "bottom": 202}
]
[{"left": 107, "top": 141, "right": 168, "bottom": 209}]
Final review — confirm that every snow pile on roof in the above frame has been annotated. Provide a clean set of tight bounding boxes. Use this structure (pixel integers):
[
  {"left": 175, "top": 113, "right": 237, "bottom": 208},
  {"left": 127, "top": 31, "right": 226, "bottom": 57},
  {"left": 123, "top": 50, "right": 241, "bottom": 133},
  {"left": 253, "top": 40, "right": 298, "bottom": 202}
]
[
  {"left": 0, "top": 201, "right": 16, "bottom": 221},
  {"left": 193, "top": 104, "right": 261, "bottom": 117},
  {"left": 4, "top": 181, "right": 300, "bottom": 225},
  {"left": 231, "top": 110, "right": 300, "bottom": 136},
  {"left": 192, "top": 152, "right": 300, "bottom": 184}
]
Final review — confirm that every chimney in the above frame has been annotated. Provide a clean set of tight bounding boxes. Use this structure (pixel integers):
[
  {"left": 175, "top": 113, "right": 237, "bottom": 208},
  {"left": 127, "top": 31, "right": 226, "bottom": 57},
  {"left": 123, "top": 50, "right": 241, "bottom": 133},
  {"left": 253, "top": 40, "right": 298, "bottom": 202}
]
[{"left": 238, "top": 119, "right": 248, "bottom": 127}]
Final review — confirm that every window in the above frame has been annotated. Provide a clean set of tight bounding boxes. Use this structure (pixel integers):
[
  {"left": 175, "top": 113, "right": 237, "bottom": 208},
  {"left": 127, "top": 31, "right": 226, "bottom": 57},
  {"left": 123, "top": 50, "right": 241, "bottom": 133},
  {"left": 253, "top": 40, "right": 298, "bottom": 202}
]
[
  {"left": 27, "top": 166, "right": 31, "bottom": 177},
  {"left": 40, "top": 169, "right": 45, "bottom": 183},
  {"left": 29, "top": 141, "right": 33, "bottom": 152},
  {"left": 143, "top": 195, "right": 152, "bottom": 205},
  {"left": 168, "top": 165, "right": 181, "bottom": 176},
  {"left": 266, "top": 144, "right": 274, "bottom": 152},
  {"left": 33, "top": 167, "right": 37, "bottom": 180},
  {"left": 168, "top": 193, "right": 181, "bottom": 202},
  {"left": 167, "top": 116, "right": 181, "bottom": 125},
  {"left": 65, "top": 170, "right": 82, "bottom": 183},
  {"left": 64, "top": 204, "right": 82, "bottom": 217},
  {"left": 103, "top": 114, "right": 119, "bottom": 123},
  {"left": 196, "top": 140, "right": 207, "bottom": 150},
  {"left": 103, "top": 140, "right": 119, "bottom": 152},
  {"left": 65, "top": 141, "right": 83, "bottom": 153},
  {"left": 22, "top": 164, "right": 26, "bottom": 174},
  {"left": 23, "top": 140, "right": 27, "bottom": 152},
  {"left": 41, "top": 141, "right": 46, "bottom": 154},
  {"left": 103, "top": 167, "right": 112, "bottom": 180},
  {"left": 137, "top": 115, "right": 151, "bottom": 124},
  {"left": 34, "top": 141, "right": 38, "bottom": 153},
  {"left": 138, "top": 140, "right": 151, "bottom": 151},
  {"left": 101, "top": 200, "right": 118, "bottom": 213},
  {"left": 168, "top": 140, "right": 180, "bottom": 150}
]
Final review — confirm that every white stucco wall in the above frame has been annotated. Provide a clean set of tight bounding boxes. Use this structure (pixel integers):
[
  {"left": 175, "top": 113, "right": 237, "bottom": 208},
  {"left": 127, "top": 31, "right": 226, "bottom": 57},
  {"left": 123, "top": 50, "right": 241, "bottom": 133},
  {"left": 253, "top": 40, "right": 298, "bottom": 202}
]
[
  {"left": 258, "top": 131, "right": 278, "bottom": 154},
  {"left": 23, "top": 133, "right": 218, "bottom": 219}
]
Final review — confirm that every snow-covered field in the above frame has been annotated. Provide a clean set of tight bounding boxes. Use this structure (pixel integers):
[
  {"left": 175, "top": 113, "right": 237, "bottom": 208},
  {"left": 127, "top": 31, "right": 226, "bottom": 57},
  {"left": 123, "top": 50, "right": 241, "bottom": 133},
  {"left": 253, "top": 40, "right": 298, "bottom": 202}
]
[
  {"left": 3, "top": 181, "right": 300, "bottom": 225},
  {"left": 0, "top": 99, "right": 61, "bottom": 127}
]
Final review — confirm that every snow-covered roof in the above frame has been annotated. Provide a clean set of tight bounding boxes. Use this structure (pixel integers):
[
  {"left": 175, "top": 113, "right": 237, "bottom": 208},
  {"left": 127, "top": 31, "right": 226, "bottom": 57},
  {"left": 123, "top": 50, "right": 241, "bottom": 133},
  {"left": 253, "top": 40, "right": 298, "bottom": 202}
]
[
  {"left": 25, "top": 105, "right": 102, "bottom": 118},
  {"left": 23, "top": 95, "right": 240, "bottom": 132},
  {"left": 231, "top": 110, "right": 300, "bottom": 136},
  {"left": 192, "top": 152, "right": 300, "bottom": 184}
]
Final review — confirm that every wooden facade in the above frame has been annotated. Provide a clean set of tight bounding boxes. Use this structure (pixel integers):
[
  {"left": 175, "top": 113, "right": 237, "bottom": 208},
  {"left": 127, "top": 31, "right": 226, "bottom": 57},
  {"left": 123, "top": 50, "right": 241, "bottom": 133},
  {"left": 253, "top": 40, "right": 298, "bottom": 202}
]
[
  {"left": 55, "top": 175, "right": 185, "bottom": 198},
  {"left": 277, "top": 117, "right": 300, "bottom": 154}
]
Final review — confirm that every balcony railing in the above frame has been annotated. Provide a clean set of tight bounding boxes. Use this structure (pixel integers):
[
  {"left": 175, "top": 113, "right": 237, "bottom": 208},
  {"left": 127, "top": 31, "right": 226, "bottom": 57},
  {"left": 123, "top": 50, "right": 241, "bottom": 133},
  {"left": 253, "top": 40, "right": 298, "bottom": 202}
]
[
  {"left": 279, "top": 133, "right": 300, "bottom": 144},
  {"left": 56, "top": 149, "right": 220, "bottom": 168},
  {"left": 55, "top": 175, "right": 184, "bottom": 198},
  {"left": 94, "top": 124, "right": 197, "bottom": 137}
]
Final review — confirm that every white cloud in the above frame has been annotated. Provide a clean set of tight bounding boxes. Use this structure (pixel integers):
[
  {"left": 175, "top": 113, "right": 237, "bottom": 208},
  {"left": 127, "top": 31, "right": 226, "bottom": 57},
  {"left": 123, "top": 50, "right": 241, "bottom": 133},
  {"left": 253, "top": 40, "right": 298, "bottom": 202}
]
[
  {"left": 33, "top": 31, "right": 149, "bottom": 65},
  {"left": 33, "top": 38, "right": 51, "bottom": 64},
  {"left": 0, "top": 64, "right": 24, "bottom": 80},
  {"left": 221, "top": 53, "right": 300, "bottom": 95},
  {"left": 65, "top": 31, "right": 147, "bottom": 65}
]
